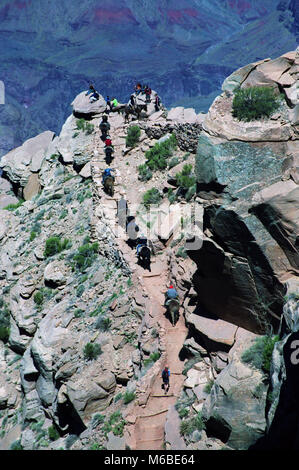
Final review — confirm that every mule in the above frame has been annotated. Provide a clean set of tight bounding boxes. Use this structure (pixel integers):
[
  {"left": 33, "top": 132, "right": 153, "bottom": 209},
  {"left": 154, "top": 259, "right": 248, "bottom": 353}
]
[
  {"left": 165, "top": 298, "right": 180, "bottom": 326},
  {"left": 137, "top": 245, "right": 151, "bottom": 271},
  {"left": 103, "top": 176, "right": 114, "bottom": 197}
]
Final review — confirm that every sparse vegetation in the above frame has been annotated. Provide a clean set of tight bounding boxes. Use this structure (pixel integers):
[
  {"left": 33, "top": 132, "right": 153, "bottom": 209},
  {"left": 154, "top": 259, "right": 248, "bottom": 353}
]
[
  {"left": 241, "top": 335, "right": 279, "bottom": 373},
  {"left": 123, "top": 390, "right": 135, "bottom": 404},
  {"left": 126, "top": 125, "right": 141, "bottom": 148},
  {"left": 138, "top": 163, "right": 153, "bottom": 182},
  {"left": 143, "top": 351, "right": 161, "bottom": 366},
  {"left": 180, "top": 412, "right": 204, "bottom": 436},
  {"left": 144, "top": 134, "right": 177, "bottom": 172},
  {"left": 48, "top": 425, "right": 60, "bottom": 441},
  {"left": 143, "top": 188, "right": 162, "bottom": 207},
  {"left": 83, "top": 342, "right": 102, "bottom": 361},
  {"left": 176, "top": 164, "right": 196, "bottom": 190},
  {"left": 71, "top": 242, "right": 99, "bottom": 273},
  {"left": 0, "top": 301, "right": 10, "bottom": 342},
  {"left": 96, "top": 316, "right": 112, "bottom": 332},
  {"left": 232, "top": 86, "right": 281, "bottom": 121},
  {"left": 76, "top": 118, "right": 94, "bottom": 135},
  {"left": 3, "top": 199, "right": 24, "bottom": 211},
  {"left": 204, "top": 379, "right": 214, "bottom": 393},
  {"left": 33, "top": 291, "right": 44, "bottom": 306},
  {"left": 44, "top": 236, "right": 72, "bottom": 258}
]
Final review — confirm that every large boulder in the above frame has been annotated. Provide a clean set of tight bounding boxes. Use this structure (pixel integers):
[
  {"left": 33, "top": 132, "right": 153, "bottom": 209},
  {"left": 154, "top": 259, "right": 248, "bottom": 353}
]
[
  {"left": 202, "top": 329, "right": 267, "bottom": 449},
  {"left": 71, "top": 91, "right": 107, "bottom": 116},
  {"left": 250, "top": 181, "right": 299, "bottom": 270},
  {"left": 204, "top": 50, "right": 299, "bottom": 146},
  {"left": 0, "top": 131, "right": 54, "bottom": 189}
]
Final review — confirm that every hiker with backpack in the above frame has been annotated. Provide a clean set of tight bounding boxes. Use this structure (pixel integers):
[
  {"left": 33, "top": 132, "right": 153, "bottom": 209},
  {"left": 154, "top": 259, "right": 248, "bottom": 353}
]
[
  {"left": 85, "top": 84, "right": 100, "bottom": 102},
  {"left": 162, "top": 366, "right": 170, "bottom": 394}
]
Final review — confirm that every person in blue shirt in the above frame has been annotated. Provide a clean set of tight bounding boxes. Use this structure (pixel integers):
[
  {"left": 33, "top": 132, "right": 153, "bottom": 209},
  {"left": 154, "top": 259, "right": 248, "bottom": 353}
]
[
  {"left": 85, "top": 84, "right": 99, "bottom": 102},
  {"left": 166, "top": 285, "right": 178, "bottom": 300},
  {"left": 102, "top": 168, "right": 115, "bottom": 185}
]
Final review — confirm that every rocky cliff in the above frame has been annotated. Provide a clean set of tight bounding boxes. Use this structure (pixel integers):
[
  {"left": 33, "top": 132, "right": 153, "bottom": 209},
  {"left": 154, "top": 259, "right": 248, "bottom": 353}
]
[{"left": 0, "top": 48, "right": 298, "bottom": 451}]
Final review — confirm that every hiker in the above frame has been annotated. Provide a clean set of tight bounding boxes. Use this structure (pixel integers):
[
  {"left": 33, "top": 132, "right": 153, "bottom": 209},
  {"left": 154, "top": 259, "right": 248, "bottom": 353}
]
[
  {"left": 111, "top": 97, "right": 119, "bottom": 109},
  {"left": 106, "top": 96, "right": 112, "bottom": 112},
  {"left": 154, "top": 94, "right": 161, "bottom": 112},
  {"left": 126, "top": 216, "right": 140, "bottom": 247},
  {"left": 162, "top": 366, "right": 170, "bottom": 393},
  {"left": 136, "top": 234, "right": 148, "bottom": 255},
  {"left": 99, "top": 115, "right": 110, "bottom": 137},
  {"left": 105, "top": 135, "right": 113, "bottom": 147},
  {"left": 134, "top": 83, "right": 142, "bottom": 95},
  {"left": 144, "top": 85, "right": 152, "bottom": 103},
  {"left": 102, "top": 168, "right": 115, "bottom": 185},
  {"left": 165, "top": 285, "right": 178, "bottom": 301},
  {"left": 130, "top": 94, "right": 136, "bottom": 107},
  {"left": 85, "top": 84, "right": 99, "bottom": 102}
]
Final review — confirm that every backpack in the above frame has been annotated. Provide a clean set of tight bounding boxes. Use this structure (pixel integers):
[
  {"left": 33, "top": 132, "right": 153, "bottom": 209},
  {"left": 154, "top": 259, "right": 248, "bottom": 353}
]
[{"left": 162, "top": 369, "right": 169, "bottom": 381}]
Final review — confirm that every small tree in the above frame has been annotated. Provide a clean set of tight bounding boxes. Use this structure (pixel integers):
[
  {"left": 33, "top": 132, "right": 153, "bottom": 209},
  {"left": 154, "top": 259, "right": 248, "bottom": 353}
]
[
  {"left": 232, "top": 86, "right": 281, "bottom": 121},
  {"left": 126, "top": 125, "right": 141, "bottom": 148}
]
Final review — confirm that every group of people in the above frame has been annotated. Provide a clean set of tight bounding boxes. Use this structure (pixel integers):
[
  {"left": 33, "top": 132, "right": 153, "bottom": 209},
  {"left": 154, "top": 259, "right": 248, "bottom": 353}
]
[{"left": 85, "top": 82, "right": 162, "bottom": 116}]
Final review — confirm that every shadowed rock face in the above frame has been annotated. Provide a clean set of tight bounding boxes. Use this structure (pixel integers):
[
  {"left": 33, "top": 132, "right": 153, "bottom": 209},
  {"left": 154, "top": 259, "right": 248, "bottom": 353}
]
[{"left": 0, "top": 0, "right": 297, "bottom": 158}]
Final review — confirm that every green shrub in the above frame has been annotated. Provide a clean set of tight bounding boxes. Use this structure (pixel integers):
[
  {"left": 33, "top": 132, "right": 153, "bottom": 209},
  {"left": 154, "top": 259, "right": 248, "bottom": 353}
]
[
  {"left": 114, "top": 393, "right": 123, "bottom": 403},
  {"left": 71, "top": 242, "right": 99, "bottom": 273},
  {"left": 3, "top": 200, "right": 24, "bottom": 211},
  {"left": 241, "top": 335, "right": 279, "bottom": 373},
  {"left": 92, "top": 414, "right": 105, "bottom": 428},
  {"left": 76, "top": 284, "right": 85, "bottom": 297},
  {"left": 167, "top": 188, "right": 177, "bottom": 204},
  {"left": 143, "top": 188, "right": 162, "bottom": 207},
  {"left": 44, "top": 237, "right": 72, "bottom": 258},
  {"left": 204, "top": 380, "right": 214, "bottom": 394},
  {"left": 138, "top": 164, "right": 153, "bottom": 182},
  {"left": 30, "top": 231, "right": 37, "bottom": 242},
  {"left": 178, "top": 408, "right": 189, "bottom": 419},
  {"left": 33, "top": 291, "right": 44, "bottom": 306},
  {"left": 232, "top": 86, "right": 281, "bottom": 121},
  {"left": 10, "top": 439, "right": 23, "bottom": 450},
  {"left": 0, "top": 302, "right": 10, "bottom": 343},
  {"left": 185, "top": 184, "right": 196, "bottom": 201},
  {"left": 144, "top": 351, "right": 161, "bottom": 366},
  {"left": 145, "top": 134, "right": 177, "bottom": 172},
  {"left": 83, "top": 342, "right": 102, "bottom": 361},
  {"left": 96, "top": 317, "right": 112, "bottom": 332},
  {"left": 85, "top": 123, "right": 94, "bottom": 135},
  {"left": 180, "top": 412, "right": 204, "bottom": 436},
  {"left": 168, "top": 156, "right": 180, "bottom": 169},
  {"left": 176, "top": 164, "right": 196, "bottom": 190},
  {"left": 59, "top": 209, "right": 68, "bottom": 220},
  {"left": 126, "top": 125, "right": 141, "bottom": 148},
  {"left": 123, "top": 391, "right": 135, "bottom": 404},
  {"left": 48, "top": 425, "right": 60, "bottom": 441}
]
